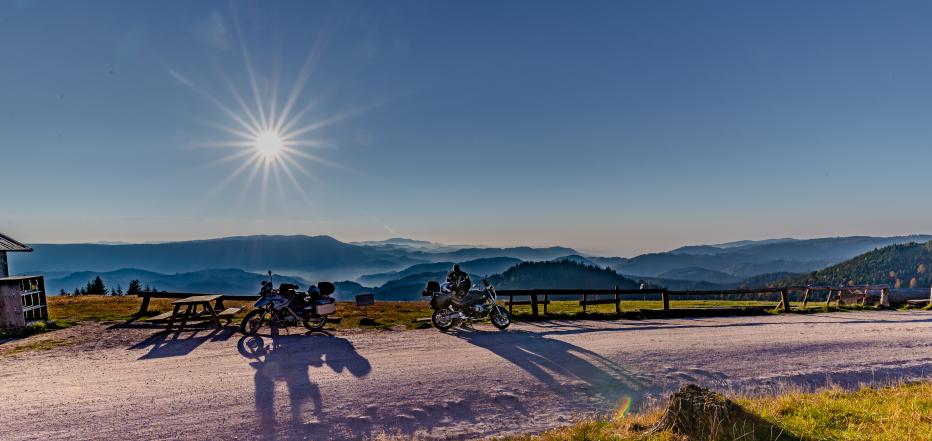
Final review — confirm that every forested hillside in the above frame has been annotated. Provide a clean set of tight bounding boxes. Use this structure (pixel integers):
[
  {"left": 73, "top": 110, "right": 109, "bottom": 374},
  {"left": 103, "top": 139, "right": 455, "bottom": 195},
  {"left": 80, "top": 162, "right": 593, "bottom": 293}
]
[
  {"left": 489, "top": 261, "right": 639, "bottom": 289},
  {"left": 787, "top": 241, "right": 932, "bottom": 288}
]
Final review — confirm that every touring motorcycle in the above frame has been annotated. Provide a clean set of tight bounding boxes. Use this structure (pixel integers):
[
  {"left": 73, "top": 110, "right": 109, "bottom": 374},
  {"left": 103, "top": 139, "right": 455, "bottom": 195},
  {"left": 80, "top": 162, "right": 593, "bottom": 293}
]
[
  {"left": 239, "top": 271, "right": 337, "bottom": 335},
  {"left": 422, "top": 278, "right": 511, "bottom": 331}
]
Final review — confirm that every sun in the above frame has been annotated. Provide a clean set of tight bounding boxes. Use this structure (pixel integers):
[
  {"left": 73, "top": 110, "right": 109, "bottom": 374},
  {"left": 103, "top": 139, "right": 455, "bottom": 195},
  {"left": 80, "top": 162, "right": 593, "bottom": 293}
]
[
  {"left": 255, "top": 131, "right": 284, "bottom": 159},
  {"left": 174, "top": 20, "right": 372, "bottom": 207}
]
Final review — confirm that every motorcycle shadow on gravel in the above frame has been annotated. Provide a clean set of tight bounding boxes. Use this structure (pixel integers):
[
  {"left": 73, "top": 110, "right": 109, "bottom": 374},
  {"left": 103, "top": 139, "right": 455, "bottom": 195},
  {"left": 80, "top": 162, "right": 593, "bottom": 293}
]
[
  {"left": 453, "top": 327, "right": 650, "bottom": 411},
  {"left": 237, "top": 333, "right": 372, "bottom": 440}
]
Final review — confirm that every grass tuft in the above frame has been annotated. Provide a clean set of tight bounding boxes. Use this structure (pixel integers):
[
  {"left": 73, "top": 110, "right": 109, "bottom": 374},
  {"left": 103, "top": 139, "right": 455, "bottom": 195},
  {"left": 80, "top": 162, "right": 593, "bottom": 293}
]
[{"left": 4, "top": 336, "right": 76, "bottom": 355}]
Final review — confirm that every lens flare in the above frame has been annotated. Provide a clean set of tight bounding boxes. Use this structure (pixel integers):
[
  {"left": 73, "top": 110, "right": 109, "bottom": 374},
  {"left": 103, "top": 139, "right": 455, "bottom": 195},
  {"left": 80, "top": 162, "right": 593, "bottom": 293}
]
[{"left": 615, "top": 396, "right": 634, "bottom": 418}]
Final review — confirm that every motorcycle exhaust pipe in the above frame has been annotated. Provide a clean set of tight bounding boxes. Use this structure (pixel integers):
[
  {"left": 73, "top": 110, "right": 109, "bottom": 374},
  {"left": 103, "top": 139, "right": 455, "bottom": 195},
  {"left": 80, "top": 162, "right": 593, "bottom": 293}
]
[{"left": 444, "top": 311, "right": 467, "bottom": 321}]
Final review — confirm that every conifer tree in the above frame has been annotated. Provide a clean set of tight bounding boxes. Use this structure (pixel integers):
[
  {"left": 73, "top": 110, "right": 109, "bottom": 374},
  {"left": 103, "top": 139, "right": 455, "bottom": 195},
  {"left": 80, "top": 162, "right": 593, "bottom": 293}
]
[{"left": 127, "top": 280, "right": 142, "bottom": 295}]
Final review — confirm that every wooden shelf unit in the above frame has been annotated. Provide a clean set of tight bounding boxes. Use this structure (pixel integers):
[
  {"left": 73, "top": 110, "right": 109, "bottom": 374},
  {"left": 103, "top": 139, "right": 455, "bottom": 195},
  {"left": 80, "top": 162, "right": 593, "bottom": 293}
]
[{"left": 0, "top": 276, "right": 48, "bottom": 328}]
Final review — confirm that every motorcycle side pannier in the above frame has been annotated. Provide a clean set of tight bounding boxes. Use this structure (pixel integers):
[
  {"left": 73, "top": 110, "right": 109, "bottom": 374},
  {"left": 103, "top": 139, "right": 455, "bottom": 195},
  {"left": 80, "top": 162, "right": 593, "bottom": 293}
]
[
  {"left": 315, "top": 302, "right": 337, "bottom": 315},
  {"left": 425, "top": 280, "right": 441, "bottom": 294}
]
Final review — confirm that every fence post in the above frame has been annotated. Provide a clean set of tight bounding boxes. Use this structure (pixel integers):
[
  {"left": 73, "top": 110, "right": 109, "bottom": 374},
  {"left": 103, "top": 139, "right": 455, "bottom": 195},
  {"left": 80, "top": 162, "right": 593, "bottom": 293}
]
[
  {"left": 582, "top": 293, "right": 587, "bottom": 314},
  {"left": 136, "top": 295, "right": 151, "bottom": 316},
  {"left": 662, "top": 289, "right": 670, "bottom": 314},
  {"left": 880, "top": 287, "right": 890, "bottom": 308},
  {"left": 544, "top": 293, "right": 549, "bottom": 315},
  {"left": 508, "top": 293, "right": 514, "bottom": 314},
  {"left": 781, "top": 290, "right": 791, "bottom": 312},
  {"left": 614, "top": 285, "right": 621, "bottom": 315},
  {"left": 531, "top": 292, "right": 539, "bottom": 318},
  {"left": 824, "top": 289, "right": 834, "bottom": 308},
  {"left": 801, "top": 288, "right": 811, "bottom": 309}
]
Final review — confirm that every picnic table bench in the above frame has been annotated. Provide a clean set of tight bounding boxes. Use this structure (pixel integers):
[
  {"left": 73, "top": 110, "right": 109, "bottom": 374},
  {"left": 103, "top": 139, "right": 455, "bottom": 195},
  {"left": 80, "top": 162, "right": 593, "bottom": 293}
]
[
  {"left": 146, "top": 295, "right": 243, "bottom": 332},
  {"left": 167, "top": 295, "right": 220, "bottom": 332}
]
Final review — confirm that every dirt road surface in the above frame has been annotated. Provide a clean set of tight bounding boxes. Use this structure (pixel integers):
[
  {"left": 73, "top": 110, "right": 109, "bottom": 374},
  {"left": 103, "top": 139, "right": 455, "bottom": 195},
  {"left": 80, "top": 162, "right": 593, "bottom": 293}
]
[{"left": 3, "top": 310, "right": 932, "bottom": 440}]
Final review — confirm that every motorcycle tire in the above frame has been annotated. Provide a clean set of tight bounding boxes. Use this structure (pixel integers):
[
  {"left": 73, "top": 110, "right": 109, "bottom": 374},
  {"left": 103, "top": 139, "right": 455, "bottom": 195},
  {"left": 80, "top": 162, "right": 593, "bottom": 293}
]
[
  {"left": 303, "top": 315, "right": 327, "bottom": 331},
  {"left": 491, "top": 306, "right": 511, "bottom": 330},
  {"left": 240, "top": 309, "right": 266, "bottom": 335},
  {"left": 431, "top": 309, "right": 455, "bottom": 331}
]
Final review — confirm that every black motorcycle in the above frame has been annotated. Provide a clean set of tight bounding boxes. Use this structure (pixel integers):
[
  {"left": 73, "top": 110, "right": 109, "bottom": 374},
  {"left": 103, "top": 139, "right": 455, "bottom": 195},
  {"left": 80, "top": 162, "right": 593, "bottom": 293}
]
[
  {"left": 422, "top": 278, "right": 511, "bottom": 331},
  {"left": 239, "top": 272, "right": 337, "bottom": 335}
]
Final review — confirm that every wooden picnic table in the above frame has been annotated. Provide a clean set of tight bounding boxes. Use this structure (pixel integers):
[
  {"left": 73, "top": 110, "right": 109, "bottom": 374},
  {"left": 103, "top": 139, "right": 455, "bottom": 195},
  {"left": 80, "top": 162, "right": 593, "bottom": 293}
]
[{"left": 166, "top": 295, "right": 223, "bottom": 332}]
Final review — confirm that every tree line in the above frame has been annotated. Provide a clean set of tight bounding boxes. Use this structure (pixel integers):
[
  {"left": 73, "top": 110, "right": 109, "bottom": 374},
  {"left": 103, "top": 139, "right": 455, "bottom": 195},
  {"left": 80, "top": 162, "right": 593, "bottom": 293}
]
[{"left": 59, "top": 277, "right": 160, "bottom": 296}]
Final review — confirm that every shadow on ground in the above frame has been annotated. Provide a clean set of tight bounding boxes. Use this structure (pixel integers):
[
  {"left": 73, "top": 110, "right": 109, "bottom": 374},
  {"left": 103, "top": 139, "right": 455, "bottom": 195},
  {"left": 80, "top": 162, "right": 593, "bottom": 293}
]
[
  {"left": 454, "top": 326, "right": 650, "bottom": 420},
  {"left": 129, "top": 326, "right": 238, "bottom": 359},
  {"left": 237, "top": 332, "right": 372, "bottom": 440}
]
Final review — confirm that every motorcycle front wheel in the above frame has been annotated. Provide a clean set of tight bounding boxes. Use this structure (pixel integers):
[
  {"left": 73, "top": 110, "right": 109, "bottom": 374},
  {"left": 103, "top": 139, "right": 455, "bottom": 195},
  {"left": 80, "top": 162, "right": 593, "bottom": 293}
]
[
  {"left": 303, "top": 315, "right": 327, "bottom": 331},
  {"left": 491, "top": 306, "right": 511, "bottom": 329},
  {"left": 431, "top": 309, "right": 455, "bottom": 331},
  {"left": 240, "top": 309, "right": 267, "bottom": 335}
]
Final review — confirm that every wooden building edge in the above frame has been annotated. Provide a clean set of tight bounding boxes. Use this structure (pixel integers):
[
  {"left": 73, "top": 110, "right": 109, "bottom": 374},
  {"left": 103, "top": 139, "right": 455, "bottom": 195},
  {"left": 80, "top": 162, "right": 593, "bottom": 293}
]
[{"left": 0, "top": 232, "right": 46, "bottom": 328}]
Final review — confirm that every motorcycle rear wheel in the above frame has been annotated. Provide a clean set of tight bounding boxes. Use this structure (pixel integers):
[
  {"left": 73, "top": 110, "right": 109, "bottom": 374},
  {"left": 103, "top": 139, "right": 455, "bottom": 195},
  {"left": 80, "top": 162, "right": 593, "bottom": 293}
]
[
  {"left": 431, "top": 309, "right": 455, "bottom": 331},
  {"left": 303, "top": 315, "right": 327, "bottom": 331},
  {"left": 240, "top": 309, "right": 266, "bottom": 335},
  {"left": 491, "top": 306, "right": 511, "bottom": 329}
]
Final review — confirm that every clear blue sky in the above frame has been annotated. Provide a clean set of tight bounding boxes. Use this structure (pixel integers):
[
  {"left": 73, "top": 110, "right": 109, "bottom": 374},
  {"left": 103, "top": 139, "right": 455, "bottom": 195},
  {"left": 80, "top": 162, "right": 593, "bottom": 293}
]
[{"left": 2, "top": 0, "right": 931, "bottom": 256}]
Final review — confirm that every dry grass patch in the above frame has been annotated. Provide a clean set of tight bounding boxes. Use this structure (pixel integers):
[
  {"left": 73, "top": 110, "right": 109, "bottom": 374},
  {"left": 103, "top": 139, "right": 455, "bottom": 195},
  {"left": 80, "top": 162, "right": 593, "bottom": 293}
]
[
  {"left": 743, "top": 382, "right": 932, "bottom": 441},
  {"left": 3, "top": 336, "right": 76, "bottom": 355},
  {"left": 48, "top": 295, "right": 175, "bottom": 323},
  {"left": 333, "top": 301, "right": 433, "bottom": 329},
  {"left": 46, "top": 295, "right": 433, "bottom": 330},
  {"left": 497, "top": 382, "right": 932, "bottom": 441}
]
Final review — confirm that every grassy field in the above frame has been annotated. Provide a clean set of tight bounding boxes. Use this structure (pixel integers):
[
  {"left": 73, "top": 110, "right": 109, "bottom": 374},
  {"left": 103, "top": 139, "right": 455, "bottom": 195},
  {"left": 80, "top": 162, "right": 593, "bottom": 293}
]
[
  {"left": 43, "top": 295, "right": 796, "bottom": 323},
  {"left": 41, "top": 295, "right": 430, "bottom": 330},
  {"left": 0, "top": 295, "right": 874, "bottom": 339},
  {"left": 506, "top": 299, "right": 789, "bottom": 316},
  {"left": 499, "top": 382, "right": 932, "bottom": 441},
  {"left": 49, "top": 295, "right": 178, "bottom": 324}
]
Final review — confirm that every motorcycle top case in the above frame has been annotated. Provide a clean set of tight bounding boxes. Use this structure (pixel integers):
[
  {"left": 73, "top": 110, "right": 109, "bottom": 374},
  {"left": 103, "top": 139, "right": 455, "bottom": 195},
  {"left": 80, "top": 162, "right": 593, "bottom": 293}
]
[
  {"left": 317, "top": 281, "right": 336, "bottom": 296},
  {"left": 314, "top": 302, "right": 337, "bottom": 315}
]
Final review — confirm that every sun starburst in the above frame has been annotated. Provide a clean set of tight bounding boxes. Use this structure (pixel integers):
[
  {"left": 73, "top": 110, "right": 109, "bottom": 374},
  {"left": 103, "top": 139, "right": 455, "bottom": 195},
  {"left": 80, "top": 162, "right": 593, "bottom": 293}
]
[
  {"left": 171, "top": 14, "right": 361, "bottom": 208},
  {"left": 254, "top": 131, "right": 284, "bottom": 159}
]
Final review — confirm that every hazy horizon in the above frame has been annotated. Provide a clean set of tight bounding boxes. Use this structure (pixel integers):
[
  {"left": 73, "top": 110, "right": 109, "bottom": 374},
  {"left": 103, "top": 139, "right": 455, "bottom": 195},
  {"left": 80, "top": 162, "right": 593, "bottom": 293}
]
[
  {"left": 9, "top": 230, "right": 932, "bottom": 259},
  {"left": 4, "top": 1, "right": 932, "bottom": 256}
]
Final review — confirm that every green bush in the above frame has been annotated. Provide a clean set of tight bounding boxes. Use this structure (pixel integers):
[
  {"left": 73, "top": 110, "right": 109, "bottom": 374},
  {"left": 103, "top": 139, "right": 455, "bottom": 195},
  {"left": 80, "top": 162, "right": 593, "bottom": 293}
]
[{"left": 0, "top": 320, "right": 63, "bottom": 339}]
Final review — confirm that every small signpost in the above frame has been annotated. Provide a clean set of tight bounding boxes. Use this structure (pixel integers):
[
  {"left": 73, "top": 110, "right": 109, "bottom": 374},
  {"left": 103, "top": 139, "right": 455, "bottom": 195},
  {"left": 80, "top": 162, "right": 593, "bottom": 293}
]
[{"left": 356, "top": 293, "right": 375, "bottom": 324}]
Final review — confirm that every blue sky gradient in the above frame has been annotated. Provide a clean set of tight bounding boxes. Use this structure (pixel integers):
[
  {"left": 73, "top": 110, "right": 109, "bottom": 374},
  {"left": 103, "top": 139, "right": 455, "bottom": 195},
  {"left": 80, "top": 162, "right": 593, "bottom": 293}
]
[{"left": 2, "top": 0, "right": 931, "bottom": 255}]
